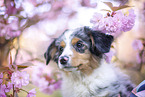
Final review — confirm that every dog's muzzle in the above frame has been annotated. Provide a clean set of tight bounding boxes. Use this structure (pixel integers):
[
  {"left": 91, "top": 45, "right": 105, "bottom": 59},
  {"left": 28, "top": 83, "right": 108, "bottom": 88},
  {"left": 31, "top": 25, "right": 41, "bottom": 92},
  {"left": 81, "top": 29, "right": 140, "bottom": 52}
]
[
  {"left": 59, "top": 56, "right": 82, "bottom": 71},
  {"left": 59, "top": 56, "right": 69, "bottom": 65}
]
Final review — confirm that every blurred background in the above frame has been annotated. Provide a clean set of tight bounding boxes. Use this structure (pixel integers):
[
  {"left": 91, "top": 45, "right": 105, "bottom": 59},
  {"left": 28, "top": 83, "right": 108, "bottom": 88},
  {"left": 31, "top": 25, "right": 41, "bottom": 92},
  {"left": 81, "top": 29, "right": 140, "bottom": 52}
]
[{"left": 0, "top": 0, "right": 145, "bottom": 97}]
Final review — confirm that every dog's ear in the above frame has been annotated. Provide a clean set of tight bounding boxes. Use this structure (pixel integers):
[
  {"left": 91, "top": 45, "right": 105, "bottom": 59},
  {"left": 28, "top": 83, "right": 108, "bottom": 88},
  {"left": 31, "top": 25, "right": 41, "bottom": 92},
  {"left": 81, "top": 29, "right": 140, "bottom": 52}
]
[
  {"left": 44, "top": 40, "right": 57, "bottom": 65},
  {"left": 84, "top": 27, "right": 114, "bottom": 56}
]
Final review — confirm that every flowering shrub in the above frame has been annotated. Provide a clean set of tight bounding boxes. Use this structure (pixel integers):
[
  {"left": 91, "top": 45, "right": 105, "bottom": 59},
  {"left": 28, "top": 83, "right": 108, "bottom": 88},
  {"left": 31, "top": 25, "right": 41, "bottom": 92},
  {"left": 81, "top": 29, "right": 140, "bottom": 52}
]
[
  {"left": 90, "top": 2, "right": 144, "bottom": 65},
  {"left": 105, "top": 50, "right": 116, "bottom": 63},
  {"left": 132, "top": 39, "right": 145, "bottom": 65},
  {"left": 0, "top": 54, "right": 36, "bottom": 97},
  {"left": 90, "top": 3, "right": 136, "bottom": 37},
  {"left": 0, "top": 16, "right": 21, "bottom": 39},
  {"left": 0, "top": 0, "right": 144, "bottom": 96},
  {"left": 32, "top": 64, "right": 61, "bottom": 94}
]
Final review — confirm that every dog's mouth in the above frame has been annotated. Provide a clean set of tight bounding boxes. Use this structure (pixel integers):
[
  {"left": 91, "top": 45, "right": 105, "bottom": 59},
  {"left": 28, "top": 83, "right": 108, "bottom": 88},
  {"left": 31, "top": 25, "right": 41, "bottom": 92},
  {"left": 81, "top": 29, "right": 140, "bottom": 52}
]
[{"left": 60, "top": 64, "right": 83, "bottom": 71}]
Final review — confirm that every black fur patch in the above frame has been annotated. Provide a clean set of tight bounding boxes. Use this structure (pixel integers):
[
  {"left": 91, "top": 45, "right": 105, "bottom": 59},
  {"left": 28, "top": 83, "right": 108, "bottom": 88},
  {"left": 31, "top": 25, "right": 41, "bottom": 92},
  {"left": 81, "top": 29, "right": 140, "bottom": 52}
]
[
  {"left": 126, "top": 84, "right": 134, "bottom": 92},
  {"left": 83, "top": 27, "right": 114, "bottom": 57},
  {"left": 44, "top": 40, "right": 56, "bottom": 65}
]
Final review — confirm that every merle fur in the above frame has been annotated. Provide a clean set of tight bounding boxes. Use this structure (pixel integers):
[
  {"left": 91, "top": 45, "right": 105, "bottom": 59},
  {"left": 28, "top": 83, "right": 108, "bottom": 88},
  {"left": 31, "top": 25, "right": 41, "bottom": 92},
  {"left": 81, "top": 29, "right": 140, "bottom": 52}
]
[
  {"left": 44, "top": 26, "right": 134, "bottom": 97},
  {"left": 44, "top": 26, "right": 114, "bottom": 65}
]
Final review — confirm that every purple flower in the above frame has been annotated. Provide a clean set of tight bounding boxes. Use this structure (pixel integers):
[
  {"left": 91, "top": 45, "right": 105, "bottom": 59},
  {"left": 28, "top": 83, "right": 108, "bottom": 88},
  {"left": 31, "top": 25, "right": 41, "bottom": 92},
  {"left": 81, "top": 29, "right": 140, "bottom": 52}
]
[
  {"left": 0, "top": 73, "right": 3, "bottom": 84},
  {"left": 136, "top": 53, "right": 141, "bottom": 64},
  {"left": 53, "top": 80, "right": 61, "bottom": 90},
  {"left": 81, "top": 0, "right": 97, "bottom": 8},
  {"left": 9, "top": 64, "right": 18, "bottom": 71},
  {"left": 27, "top": 88, "right": 36, "bottom": 97},
  {"left": 105, "top": 50, "right": 115, "bottom": 63},
  {"left": 5, "top": 82, "right": 13, "bottom": 93},
  {"left": 11, "top": 71, "right": 29, "bottom": 88},
  {"left": 0, "top": 0, "right": 4, "bottom": 7},
  {"left": 90, "top": 9, "right": 136, "bottom": 38},
  {"left": 132, "top": 40, "right": 143, "bottom": 51},
  {"left": 32, "top": 65, "right": 61, "bottom": 94},
  {"left": 121, "top": 9, "right": 136, "bottom": 32},
  {"left": 0, "top": 84, "right": 6, "bottom": 97},
  {"left": 40, "top": 85, "right": 54, "bottom": 94},
  {"left": 0, "top": 16, "right": 21, "bottom": 40},
  {"left": 0, "top": 91, "right": 6, "bottom": 97},
  {"left": 90, "top": 12, "right": 103, "bottom": 24}
]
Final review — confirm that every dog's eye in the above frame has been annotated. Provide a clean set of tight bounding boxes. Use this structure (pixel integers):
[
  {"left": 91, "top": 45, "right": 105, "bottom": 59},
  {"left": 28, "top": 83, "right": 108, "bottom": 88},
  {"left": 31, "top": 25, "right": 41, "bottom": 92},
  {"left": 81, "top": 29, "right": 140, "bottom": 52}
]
[
  {"left": 59, "top": 46, "right": 64, "bottom": 52},
  {"left": 76, "top": 41, "right": 84, "bottom": 48}
]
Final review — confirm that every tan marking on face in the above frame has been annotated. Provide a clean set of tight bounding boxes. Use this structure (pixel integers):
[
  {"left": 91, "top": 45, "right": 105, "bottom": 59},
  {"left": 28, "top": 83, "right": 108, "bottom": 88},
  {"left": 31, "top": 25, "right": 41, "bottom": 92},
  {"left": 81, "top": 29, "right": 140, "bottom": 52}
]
[
  {"left": 71, "top": 49, "right": 100, "bottom": 75},
  {"left": 60, "top": 41, "right": 66, "bottom": 48},
  {"left": 71, "top": 37, "right": 80, "bottom": 45}
]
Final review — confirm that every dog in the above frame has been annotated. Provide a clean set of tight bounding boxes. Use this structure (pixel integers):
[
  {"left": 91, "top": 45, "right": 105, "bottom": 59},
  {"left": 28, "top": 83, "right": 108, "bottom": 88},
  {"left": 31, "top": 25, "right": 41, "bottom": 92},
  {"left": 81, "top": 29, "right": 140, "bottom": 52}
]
[{"left": 44, "top": 27, "right": 135, "bottom": 97}]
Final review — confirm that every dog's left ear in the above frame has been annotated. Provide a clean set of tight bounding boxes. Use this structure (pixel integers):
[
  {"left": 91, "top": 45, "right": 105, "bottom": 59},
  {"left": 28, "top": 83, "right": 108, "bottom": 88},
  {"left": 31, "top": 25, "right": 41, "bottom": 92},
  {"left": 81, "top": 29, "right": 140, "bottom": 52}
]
[
  {"left": 44, "top": 40, "right": 57, "bottom": 65},
  {"left": 84, "top": 27, "right": 114, "bottom": 55}
]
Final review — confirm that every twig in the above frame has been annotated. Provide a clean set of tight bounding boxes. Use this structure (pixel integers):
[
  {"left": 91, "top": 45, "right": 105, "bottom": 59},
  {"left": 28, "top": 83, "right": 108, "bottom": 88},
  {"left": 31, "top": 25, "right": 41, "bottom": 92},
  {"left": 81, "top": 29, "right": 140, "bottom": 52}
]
[
  {"left": 13, "top": 84, "right": 15, "bottom": 97},
  {"left": 19, "top": 88, "right": 29, "bottom": 93},
  {"left": 14, "top": 38, "right": 20, "bottom": 64}
]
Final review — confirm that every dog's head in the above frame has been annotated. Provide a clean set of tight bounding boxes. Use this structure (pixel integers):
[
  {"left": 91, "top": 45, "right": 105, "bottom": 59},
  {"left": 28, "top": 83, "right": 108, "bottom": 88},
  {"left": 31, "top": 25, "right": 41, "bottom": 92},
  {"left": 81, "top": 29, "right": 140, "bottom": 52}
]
[{"left": 44, "top": 27, "right": 113, "bottom": 74}]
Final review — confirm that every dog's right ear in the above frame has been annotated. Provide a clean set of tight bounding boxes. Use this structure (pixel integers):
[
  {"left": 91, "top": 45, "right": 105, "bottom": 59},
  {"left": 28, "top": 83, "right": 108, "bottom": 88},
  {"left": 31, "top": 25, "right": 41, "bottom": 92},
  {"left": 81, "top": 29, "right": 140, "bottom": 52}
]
[
  {"left": 84, "top": 26, "right": 114, "bottom": 56},
  {"left": 44, "top": 40, "right": 57, "bottom": 65}
]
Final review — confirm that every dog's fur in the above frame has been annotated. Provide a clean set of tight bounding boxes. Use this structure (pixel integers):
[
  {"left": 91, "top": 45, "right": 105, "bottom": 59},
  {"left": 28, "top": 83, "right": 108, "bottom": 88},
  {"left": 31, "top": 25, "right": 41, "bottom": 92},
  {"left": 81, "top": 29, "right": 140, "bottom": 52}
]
[{"left": 44, "top": 27, "right": 134, "bottom": 97}]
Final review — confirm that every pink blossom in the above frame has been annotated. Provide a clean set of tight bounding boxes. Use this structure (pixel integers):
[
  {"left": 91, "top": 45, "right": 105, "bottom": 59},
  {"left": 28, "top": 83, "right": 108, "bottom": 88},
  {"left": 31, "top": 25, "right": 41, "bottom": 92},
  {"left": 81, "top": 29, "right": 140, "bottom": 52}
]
[
  {"left": 105, "top": 50, "right": 115, "bottom": 63},
  {"left": 90, "top": 9, "right": 136, "bottom": 37},
  {"left": 0, "top": 16, "right": 21, "bottom": 40},
  {"left": 81, "top": 0, "right": 97, "bottom": 8},
  {"left": 27, "top": 88, "right": 36, "bottom": 97},
  {"left": 32, "top": 65, "right": 61, "bottom": 94},
  {"left": 90, "top": 12, "right": 103, "bottom": 24},
  {"left": 11, "top": 71, "right": 29, "bottom": 88},
  {"left": 0, "top": 84, "right": 6, "bottom": 97},
  {"left": 121, "top": 9, "right": 136, "bottom": 32},
  {"left": 136, "top": 53, "right": 141, "bottom": 64},
  {"left": 0, "top": 91, "right": 6, "bottom": 97},
  {"left": 0, "top": 73, "right": 3, "bottom": 84},
  {"left": 5, "top": 82, "right": 13, "bottom": 93},
  {"left": 5, "top": 1, "right": 18, "bottom": 15},
  {"left": 0, "top": 0, "right": 4, "bottom": 7},
  {"left": 132, "top": 40, "right": 143, "bottom": 51},
  {"left": 53, "top": 80, "right": 61, "bottom": 90},
  {"left": 0, "top": 84, "right": 6, "bottom": 91},
  {"left": 39, "top": 79, "right": 61, "bottom": 94},
  {"left": 40, "top": 85, "right": 54, "bottom": 94},
  {"left": 9, "top": 64, "right": 18, "bottom": 71}
]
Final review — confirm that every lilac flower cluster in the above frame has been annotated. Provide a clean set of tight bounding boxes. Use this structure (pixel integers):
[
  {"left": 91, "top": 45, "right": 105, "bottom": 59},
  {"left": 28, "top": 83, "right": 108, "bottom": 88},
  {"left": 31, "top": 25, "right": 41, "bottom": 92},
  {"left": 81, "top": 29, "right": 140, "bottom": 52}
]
[
  {"left": 32, "top": 65, "right": 61, "bottom": 94},
  {"left": 105, "top": 50, "right": 116, "bottom": 63},
  {"left": 0, "top": 0, "right": 22, "bottom": 40},
  {"left": 90, "top": 9, "right": 136, "bottom": 37},
  {"left": 0, "top": 17, "right": 21, "bottom": 40},
  {"left": 0, "top": 64, "right": 36, "bottom": 97},
  {"left": 132, "top": 39, "right": 144, "bottom": 64}
]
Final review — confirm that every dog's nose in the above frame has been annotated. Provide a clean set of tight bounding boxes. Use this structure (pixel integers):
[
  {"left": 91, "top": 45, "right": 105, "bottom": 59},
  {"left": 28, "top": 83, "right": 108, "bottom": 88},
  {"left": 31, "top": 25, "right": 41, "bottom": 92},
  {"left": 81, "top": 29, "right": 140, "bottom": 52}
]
[{"left": 60, "top": 56, "right": 69, "bottom": 65}]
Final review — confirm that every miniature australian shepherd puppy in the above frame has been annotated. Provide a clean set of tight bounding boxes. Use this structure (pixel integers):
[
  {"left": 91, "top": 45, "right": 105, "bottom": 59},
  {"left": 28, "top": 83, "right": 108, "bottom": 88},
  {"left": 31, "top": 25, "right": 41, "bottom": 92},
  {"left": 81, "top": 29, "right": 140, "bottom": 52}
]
[{"left": 44, "top": 27, "right": 134, "bottom": 97}]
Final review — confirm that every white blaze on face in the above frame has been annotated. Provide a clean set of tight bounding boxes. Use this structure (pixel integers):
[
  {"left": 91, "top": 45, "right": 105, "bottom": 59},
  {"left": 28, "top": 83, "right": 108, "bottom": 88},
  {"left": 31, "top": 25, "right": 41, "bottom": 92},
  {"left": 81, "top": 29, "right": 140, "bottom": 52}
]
[{"left": 58, "top": 30, "right": 74, "bottom": 69}]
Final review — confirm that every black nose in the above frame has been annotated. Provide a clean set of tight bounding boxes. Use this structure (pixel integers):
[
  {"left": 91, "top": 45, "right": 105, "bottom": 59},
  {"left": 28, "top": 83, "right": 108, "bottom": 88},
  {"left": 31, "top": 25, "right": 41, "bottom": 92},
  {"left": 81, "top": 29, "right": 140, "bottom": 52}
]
[{"left": 60, "top": 56, "right": 69, "bottom": 65}]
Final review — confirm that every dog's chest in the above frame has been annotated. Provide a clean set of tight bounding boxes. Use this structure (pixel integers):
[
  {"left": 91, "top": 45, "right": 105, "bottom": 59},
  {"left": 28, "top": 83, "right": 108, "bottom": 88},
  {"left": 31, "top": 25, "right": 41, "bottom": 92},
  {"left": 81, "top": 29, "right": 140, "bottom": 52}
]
[
  {"left": 61, "top": 71, "right": 112, "bottom": 97},
  {"left": 60, "top": 64, "right": 123, "bottom": 97},
  {"left": 61, "top": 76, "right": 95, "bottom": 97}
]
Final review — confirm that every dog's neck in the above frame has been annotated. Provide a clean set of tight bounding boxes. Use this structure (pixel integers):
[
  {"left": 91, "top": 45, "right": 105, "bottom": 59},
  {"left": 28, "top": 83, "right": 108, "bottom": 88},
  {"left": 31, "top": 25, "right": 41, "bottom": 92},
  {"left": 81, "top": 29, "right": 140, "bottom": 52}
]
[
  {"left": 61, "top": 59, "right": 109, "bottom": 82},
  {"left": 60, "top": 60, "right": 123, "bottom": 97}
]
